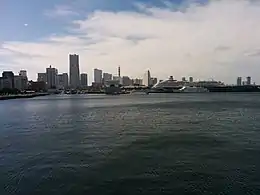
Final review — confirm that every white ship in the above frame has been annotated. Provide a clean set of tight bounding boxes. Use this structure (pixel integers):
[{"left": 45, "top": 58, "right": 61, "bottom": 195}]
[{"left": 179, "top": 86, "right": 209, "bottom": 93}]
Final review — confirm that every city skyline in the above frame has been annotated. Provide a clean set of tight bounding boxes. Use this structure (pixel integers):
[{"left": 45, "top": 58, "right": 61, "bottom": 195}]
[{"left": 2, "top": 0, "right": 260, "bottom": 84}]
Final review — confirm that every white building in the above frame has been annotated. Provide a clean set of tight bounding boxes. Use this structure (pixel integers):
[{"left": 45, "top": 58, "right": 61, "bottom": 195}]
[
  {"left": 80, "top": 73, "right": 88, "bottom": 88},
  {"left": 46, "top": 65, "right": 57, "bottom": 89},
  {"left": 143, "top": 70, "right": 151, "bottom": 86},
  {"left": 69, "top": 54, "right": 80, "bottom": 89},
  {"left": 94, "top": 69, "right": 102, "bottom": 84}
]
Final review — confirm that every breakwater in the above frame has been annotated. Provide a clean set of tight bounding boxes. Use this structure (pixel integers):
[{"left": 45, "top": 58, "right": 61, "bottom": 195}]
[{"left": 0, "top": 93, "right": 49, "bottom": 100}]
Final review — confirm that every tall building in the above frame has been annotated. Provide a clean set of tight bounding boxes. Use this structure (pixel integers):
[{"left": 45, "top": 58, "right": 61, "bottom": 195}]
[
  {"left": 38, "top": 73, "right": 47, "bottom": 83},
  {"left": 14, "top": 75, "right": 28, "bottom": 91},
  {"left": 19, "top": 70, "right": 27, "bottom": 77},
  {"left": 246, "top": 76, "right": 251, "bottom": 85},
  {"left": 189, "top": 77, "right": 193, "bottom": 83},
  {"left": 1, "top": 71, "right": 14, "bottom": 89},
  {"left": 103, "top": 73, "right": 112, "bottom": 83},
  {"left": 57, "top": 73, "right": 68, "bottom": 89},
  {"left": 94, "top": 69, "right": 102, "bottom": 84},
  {"left": 80, "top": 73, "right": 88, "bottom": 88},
  {"left": 237, "top": 77, "right": 242, "bottom": 86},
  {"left": 69, "top": 54, "right": 80, "bottom": 89},
  {"left": 46, "top": 65, "right": 57, "bottom": 89},
  {"left": 182, "top": 77, "right": 186, "bottom": 82},
  {"left": 133, "top": 78, "right": 143, "bottom": 86},
  {"left": 150, "top": 77, "right": 158, "bottom": 86},
  {"left": 143, "top": 70, "right": 151, "bottom": 86},
  {"left": 122, "top": 76, "right": 132, "bottom": 86}
]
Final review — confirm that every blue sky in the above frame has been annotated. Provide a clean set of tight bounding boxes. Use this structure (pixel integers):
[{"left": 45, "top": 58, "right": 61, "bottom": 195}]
[{"left": 1, "top": 0, "right": 260, "bottom": 84}]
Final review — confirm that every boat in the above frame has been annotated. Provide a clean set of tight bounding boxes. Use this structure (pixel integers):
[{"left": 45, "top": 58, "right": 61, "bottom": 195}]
[{"left": 179, "top": 86, "right": 209, "bottom": 93}]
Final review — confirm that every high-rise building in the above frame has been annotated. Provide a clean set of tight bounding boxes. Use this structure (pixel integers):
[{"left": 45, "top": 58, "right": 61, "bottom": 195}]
[
  {"left": 150, "top": 77, "right": 158, "bottom": 86},
  {"left": 143, "top": 70, "right": 151, "bottom": 86},
  {"left": 133, "top": 78, "right": 143, "bottom": 86},
  {"left": 94, "top": 69, "right": 102, "bottom": 84},
  {"left": 80, "top": 73, "right": 88, "bottom": 88},
  {"left": 103, "top": 73, "right": 112, "bottom": 83},
  {"left": 19, "top": 70, "right": 27, "bottom": 77},
  {"left": 237, "top": 77, "right": 242, "bottom": 86},
  {"left": 189, "top": 77, "right": 193, "bottom": 83},
  {"left": 182, "top": 77, "right": 186, "bottom": 82},
  {"left": 69, "top": 54, "right": 80, "bottom": 89},
  {"left": 246, "top": 76, "right": 251, "bottom": 85},
  {"left": 46, "top": 65, "right": 57, "bottom": 89},
  {"left": 14, "top": 75, "right": 28, "bottom": 91},
  {"left": 2, "top": 71, "right": 14, "bottom": 89},
  {"left": 122, "top": 76, "right": 132, "bottom": 86},
  {"left": 38, "top": 73, "right": 47, "bottom": 83},
  {"left": 57, "top": 73, "right": 68, "bottom": 89}
]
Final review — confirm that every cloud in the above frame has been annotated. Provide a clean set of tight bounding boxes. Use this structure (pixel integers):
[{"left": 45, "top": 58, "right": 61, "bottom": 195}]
[
  {"left": 2, "top": 0, "right": 260, "bottom": 83},
  {"left": 44, "top": 5, "right": 78, "bottom": 18},
  {"left": 24, "top": 23, "right": 28, "bottom": 27}
]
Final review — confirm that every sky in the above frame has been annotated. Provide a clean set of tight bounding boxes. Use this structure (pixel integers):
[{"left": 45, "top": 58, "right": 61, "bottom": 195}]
[{"left": 1, "top": 0, "right": 260, "bottom": 84}]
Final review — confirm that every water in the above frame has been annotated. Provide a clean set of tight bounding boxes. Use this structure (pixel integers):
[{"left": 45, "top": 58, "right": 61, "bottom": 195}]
[{"left": 1, "top": 93, "right": 260, "bottom": 195}]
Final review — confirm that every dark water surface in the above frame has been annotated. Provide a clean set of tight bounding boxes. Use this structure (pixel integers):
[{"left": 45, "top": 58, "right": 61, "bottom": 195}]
[{"left": 1, "top": 93, "right": 260, "bottom": 195}]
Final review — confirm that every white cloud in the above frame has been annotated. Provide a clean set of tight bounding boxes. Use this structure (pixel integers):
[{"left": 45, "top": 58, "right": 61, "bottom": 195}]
[
  {"left": 44, "top": 5, "right": 78, "bottom": 18},
  {"left": 1, "top": 0, "right": 260, "bottom": 84}
]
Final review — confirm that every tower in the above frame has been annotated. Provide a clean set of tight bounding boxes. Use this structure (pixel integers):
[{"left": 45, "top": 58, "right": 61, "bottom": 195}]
[{"left": 69, "top": 54, "right": 80, "bottom": 89}]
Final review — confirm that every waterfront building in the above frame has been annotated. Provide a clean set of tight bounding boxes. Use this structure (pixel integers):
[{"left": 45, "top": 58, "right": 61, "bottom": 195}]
[
  {"left": 69, "top": 54, "right": 80, "bottom": 89},
  {"left": 37, "top": 73, "right": 47, "bottom": 83},
  {"left": 246, "top": 76, "right": 251, "bottom": 85},
  {"left": 46, "top": 65, "right": 57, "bottom": 89},
  {"left": 14, "top": 75, "right": 28, "bottom": 91},
  {"left": 2, "top": 71, "right": 15, "bottom": 89},
  {"left": 132, "top": 78, "right": 143, "bottom": 86},
  {"left": 122, "top": 76, "right": 132, "bottom": 86},
  {"left": 94, "top": 69, "right": 102, "bottom": 84},
  {"left": 237, "top": 77, "right": 242, "bottom": 86},
  {"left": 103, "top": 73, "right": 112, "bottom": 84},
  {"left": 57, "top": 73, "right": 69, "bottom": 89},
  {"left": 150, "top": 77, "right": 158, "bottom": 86},
  {"left": 19, "top": 70, "right": 27, "bottom": 77},
  {"left": 143, "top": 70, "right": 151, "bottom": 86},
  {"left": 182, "top": 77, "right": 186, "bottom": 82},
  {"left": 80, "top": 73, "right": 88, "bottom": 88},
  {"left": 189, "top": 77, "right": 193, "bottom": 83}
]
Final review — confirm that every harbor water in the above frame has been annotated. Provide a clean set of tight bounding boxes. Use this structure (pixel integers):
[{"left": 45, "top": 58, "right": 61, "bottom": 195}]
[{"left": 1, "top": 93, "right": 260, "bottom": 194}]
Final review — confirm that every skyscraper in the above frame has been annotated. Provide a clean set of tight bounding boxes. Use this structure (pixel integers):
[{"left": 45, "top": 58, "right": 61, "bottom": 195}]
[
  {"left": 19, "top": 70, "right": 27, "bottom": 77},
  {"left": 246, "top": 76, "right": 251, "bottom": 85},
  {"left": 103, "top": 73, "right": 112, "bottom": 83},
  {"left": 57, "top": 73, "right": 68, "bottom": 89},
  {"left": 46, "top": 65, "right": 57, "bottom": 89},
  {"left": 189, "top": 77, "right": 193, "bottom": 83},
  {"left": 237, "top": 77, "right": 242, "bottom": 86},
  {"left": 69, "top": 54, "right": 80, "bottom": 89},
  {"left": 38, "top": 73, "right": 47, "bottom": 83},
  {"left": 80, "top": 73, "right": 88, "bottom": 88},
  {"left": 94, "top": 69, "right": 102, "bottom": 84},
  {"left": 143, "top": 70, "right": 151, "bottom": 86}
]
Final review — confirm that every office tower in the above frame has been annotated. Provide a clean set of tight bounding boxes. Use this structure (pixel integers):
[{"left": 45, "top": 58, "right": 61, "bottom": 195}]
[
  {"left": 150, "top": 77, "right": 158, "bottom": 86},
  {"left": 94, "top": 69, "right": 102, "bottom": 83},
  {"left": 237, "top": 77, "right": 242, "bottom": 86},
  {"left": 38, "top": 73, "right": 47, "bottom": 83},
  {"left": 80, "top": 73, "right": 88, "bottom": 88},
  {"left": 62, "top": 73, "right": 69, "bottom": 89},
  {"left": 246, "top": 76, "right": 251, "bottom": 85},
  {"left": 69, "top": 54, "right": 80, "bottom": 89},
  {"left": 133, "top": 78, "right": 143, "bottom": 86},
  {"left": 122, "top": 76, "right": 131, "bottom": 86},
  {"left": 189, "top": 77, "right": 193, "bottom": 82},
  {"left": 19, "top": 70, "right": 27, "bottom": 77},
  {"left": 143, "top": 70, "right": 151, "bottom": 86},
  {"left": 2, "top": 71, "right": 14, "bottom": 89},
  {"left": 46, "top": 65, "right": 57, "bottom": 89},
  {"left": 57, "top": 73, "right": 68, "bottom": 89},
  {"left": 103, "top": 73, "right": 112, "bottom": 83},
  {"left": 113, "top": 76, "right": 119, "bottom": 81},
  {"left": 182, "top": 77, "right": 186, "bottom": 82}
]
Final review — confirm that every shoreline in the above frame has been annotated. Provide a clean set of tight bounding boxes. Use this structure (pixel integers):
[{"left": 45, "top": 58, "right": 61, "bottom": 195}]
[{"left": 0, "top": 93, "right": 49, "bottom": 100}]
